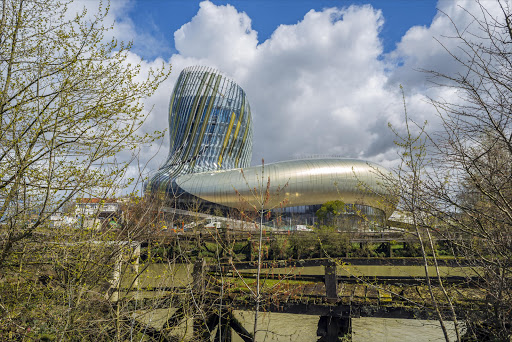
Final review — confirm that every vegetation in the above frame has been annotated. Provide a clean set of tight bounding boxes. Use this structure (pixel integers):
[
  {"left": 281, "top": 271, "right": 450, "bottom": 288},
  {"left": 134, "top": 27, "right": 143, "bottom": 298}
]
[
  {"left": 2, "top": 0, "right": 512, "bottom": 341},
  {"left": 0, "top": 0, "right": 169, "bottom": 267},
  {"left": 0, "top": 0, "right": 172, "bottom": 340},
  {"left": 377, "top": 1, "right": 512, "bottom": 340},
  {"left": 315, "top": 200, "right": 345, "bottom": 226}
]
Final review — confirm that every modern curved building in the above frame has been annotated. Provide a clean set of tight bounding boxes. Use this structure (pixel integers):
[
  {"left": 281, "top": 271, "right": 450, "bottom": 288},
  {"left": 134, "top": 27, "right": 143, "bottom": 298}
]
[
  {"left": 147, "top": 66, "right": 396, "bottom": 229},
  {"left": 147, "top": 65, "right": 253, "bottom": 194}
]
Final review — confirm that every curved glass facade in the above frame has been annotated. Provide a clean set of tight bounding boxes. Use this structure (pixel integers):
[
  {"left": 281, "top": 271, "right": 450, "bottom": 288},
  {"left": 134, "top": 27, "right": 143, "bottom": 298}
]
[
  {"left": 147, "top": 66, "right": 252, "bottom": 194},
  {"left": 147, "top": 66, "right": 397, "bottom": 228}
]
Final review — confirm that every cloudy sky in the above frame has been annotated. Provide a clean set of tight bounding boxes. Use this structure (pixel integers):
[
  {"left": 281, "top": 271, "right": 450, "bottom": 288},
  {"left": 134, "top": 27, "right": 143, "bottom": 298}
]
[{"left": 88, "top": 0, "right": 506, "bottom": 181}]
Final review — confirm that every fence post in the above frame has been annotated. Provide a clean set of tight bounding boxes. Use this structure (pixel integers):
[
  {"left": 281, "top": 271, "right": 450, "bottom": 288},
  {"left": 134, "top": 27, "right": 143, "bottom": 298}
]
[
  {"left": 317, "top": 316, "right": 352, "bottom": 341},
  {"left": 193, "top": 258, "right": 206, "bottom": 293},
  {"left": 325, "top": 261, "right": 337, "bottom": 302},
  {"left": 386, "top": 242, "right": 393, "bottom": 258},
  {"left": 131, "top": 243, "right": 141, "bottom": 299}
]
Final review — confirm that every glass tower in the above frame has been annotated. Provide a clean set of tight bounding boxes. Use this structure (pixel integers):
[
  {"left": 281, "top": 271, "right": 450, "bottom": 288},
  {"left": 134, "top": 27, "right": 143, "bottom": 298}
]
[{"left": 147, "top": 66, "right": 253, "bottom": 194}]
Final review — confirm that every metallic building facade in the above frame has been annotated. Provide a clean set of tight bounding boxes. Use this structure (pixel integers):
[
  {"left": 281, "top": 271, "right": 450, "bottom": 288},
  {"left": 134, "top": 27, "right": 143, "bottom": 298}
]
[
  {"left": 175, "top": 158, "right": 392, "bottom": 212},
  {"left": 147, "top": 66, "right": 252, "bottom": 194},
  {"left": 147, "top": 66, "right": 396, "bottom": 225}
]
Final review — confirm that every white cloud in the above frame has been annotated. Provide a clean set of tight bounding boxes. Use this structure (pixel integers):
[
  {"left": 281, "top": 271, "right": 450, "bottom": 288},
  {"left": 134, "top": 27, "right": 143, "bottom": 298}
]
[
  {"left": 159, "top": 2, "right": 406, "bottom": 167},
  {"left": 69, "top": 0, "right": 171, "bottom": 58},
  {"left": 102, "top": 0, "right": 508, "bottom": 184},
  {"left": 174, "top": 1, "right": 258, "bottom": 70},
  {"left": 388, "top": 0, "right": 504, "bottom": 90}
]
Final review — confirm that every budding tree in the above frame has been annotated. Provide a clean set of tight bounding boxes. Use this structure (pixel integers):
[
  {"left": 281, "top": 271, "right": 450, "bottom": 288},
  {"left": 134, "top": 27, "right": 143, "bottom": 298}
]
[
  {"left": 0, "top": 0, "right": 169, "bottom": 265},
  {"left": 404, "top": 1, "right": 512, "bottom": 339}
]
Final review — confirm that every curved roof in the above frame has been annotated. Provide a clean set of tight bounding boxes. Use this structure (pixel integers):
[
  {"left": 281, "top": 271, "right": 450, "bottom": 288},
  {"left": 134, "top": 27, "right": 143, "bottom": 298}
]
[
  {"left": 146, "top": 66, "right": 397, "bottom": 219},
  {"left": 175, "top": 158, "right": 396, "bottom": 217}
]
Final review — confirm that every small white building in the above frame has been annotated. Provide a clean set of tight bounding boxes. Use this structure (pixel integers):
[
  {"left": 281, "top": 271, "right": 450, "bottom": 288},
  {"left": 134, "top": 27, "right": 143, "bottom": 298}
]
[
  {"left": 49, "top": 212, "right": 76, "bottom": 228},
  {"left": 75, "top": 198, "right": 119, "bottom": 217},
  {"left": 75, "top": 198, "right": 121, "bottom": 228}
]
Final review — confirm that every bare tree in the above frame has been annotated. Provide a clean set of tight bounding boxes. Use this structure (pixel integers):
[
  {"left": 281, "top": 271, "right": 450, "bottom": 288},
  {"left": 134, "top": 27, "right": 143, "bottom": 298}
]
[
  {"left": 232, "top": 159, "right": 289, "bottom": 341},
  {"left": 392, "top": 1, "right": 512, "bottom": 340},
  {"left": 387, "top": 87, "right": 461, "bottom": 342}
]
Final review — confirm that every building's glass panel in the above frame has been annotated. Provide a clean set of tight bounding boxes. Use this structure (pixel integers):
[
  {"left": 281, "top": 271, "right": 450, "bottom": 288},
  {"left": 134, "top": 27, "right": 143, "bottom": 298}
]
[{"left": 147, "top": 66, "right": 253, "bottom": 192}]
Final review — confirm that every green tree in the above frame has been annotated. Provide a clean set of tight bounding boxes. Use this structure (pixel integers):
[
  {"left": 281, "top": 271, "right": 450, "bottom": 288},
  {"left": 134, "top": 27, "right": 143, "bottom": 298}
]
[
  {"left": 0, "top": 0, "right": 169, "bottom": 266},
  {"left": 315, "top": 200, "right": 346, "bottom": 226},
  {"left": 0, "top": 0, "right": 175, "bottom": 339}
]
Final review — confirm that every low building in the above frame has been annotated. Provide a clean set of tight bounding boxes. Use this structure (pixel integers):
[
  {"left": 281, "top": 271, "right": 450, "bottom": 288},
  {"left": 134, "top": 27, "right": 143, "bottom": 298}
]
[
  {"left": 75, "top": 198, "right": 121, "bottom": 229},
  {"left": 49, "top": 212, "right": 76, "bottom": 228}
]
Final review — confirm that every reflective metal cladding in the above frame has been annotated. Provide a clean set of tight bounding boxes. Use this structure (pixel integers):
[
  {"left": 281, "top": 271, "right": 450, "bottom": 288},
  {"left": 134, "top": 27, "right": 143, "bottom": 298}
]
[
  {"left": 147, "top": 66, "right": 253, "bottom": 194},
  {"left": 147, "top": 66, "right": 396, "bottom": 219},
  {"left": 176, "top": 158, "right": 394, "bottom": 213}
]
